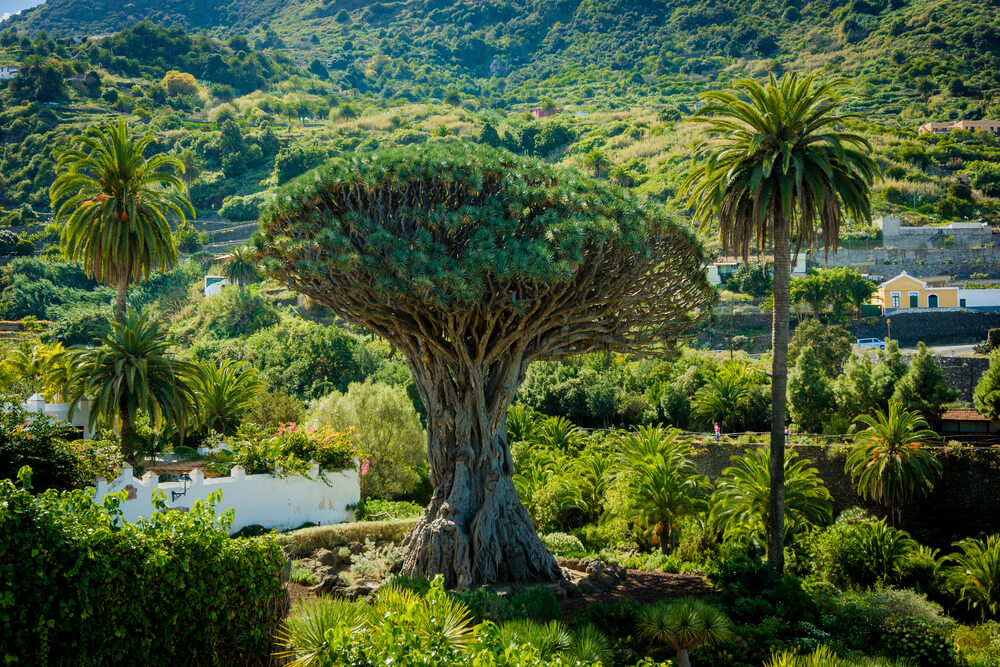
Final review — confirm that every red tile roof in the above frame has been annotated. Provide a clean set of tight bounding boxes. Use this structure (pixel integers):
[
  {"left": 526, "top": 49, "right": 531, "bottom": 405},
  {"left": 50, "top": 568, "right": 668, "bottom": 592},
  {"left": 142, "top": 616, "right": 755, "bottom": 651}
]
[{"left": 941, "top": 409, "right": 990, "bottom": 422}]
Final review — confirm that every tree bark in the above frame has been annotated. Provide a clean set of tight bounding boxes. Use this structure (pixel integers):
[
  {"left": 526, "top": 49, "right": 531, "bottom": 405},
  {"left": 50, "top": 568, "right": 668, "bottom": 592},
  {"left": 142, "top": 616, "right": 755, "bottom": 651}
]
[
  {"left": 119, "top": 392, "right": 136, "bottom": 464},
  {"left": 115, "top": 281, "right": 127, "bottom": 326},
  {"left": 768, "top": 219, "right": 790, "bottom": 573},
  {"left": 401, "top": 355, "right": 561, "bottom": 589},
  {"left": 676, "top": 648, "right": 692, "bottom": 667}
]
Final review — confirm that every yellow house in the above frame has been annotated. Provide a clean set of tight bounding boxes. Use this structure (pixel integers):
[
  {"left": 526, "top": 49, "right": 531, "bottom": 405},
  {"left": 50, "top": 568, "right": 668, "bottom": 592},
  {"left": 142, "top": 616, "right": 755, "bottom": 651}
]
[{"left": 874, "top": 272, "right": 958, "bottom": 311}]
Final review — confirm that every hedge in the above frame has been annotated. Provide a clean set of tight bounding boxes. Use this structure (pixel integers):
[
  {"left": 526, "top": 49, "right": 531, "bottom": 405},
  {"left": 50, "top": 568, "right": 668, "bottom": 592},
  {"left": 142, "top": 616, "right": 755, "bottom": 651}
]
[{"left": 0, "top": 468, "right": 288, "bottom": 666}]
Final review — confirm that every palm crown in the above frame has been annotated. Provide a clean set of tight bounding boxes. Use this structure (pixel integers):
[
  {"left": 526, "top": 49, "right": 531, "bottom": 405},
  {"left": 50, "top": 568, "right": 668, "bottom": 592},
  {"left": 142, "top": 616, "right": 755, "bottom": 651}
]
[{"left": 50, "top": 117, "right": 193, "bottom": 322}]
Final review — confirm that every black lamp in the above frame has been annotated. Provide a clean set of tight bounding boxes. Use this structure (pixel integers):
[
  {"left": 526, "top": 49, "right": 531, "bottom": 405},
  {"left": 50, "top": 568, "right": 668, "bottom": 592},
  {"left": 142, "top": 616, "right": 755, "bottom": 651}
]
[{"left": 172, "top": 472, "right": 192, "bottom": 502}]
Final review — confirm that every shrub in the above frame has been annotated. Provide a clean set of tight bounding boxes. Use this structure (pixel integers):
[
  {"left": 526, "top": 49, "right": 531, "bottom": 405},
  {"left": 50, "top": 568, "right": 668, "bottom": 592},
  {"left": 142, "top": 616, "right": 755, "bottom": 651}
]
[
  {"left": 0, "top": 470, "right": 287, "bottom": 665},
  {"left": 541, "top": 532, "right": 586, "bottom": 556},
  {"left": 307, "top": 381, "right": 426, "bottom": 499},
  {"left": 353, "top": 498, "right": 425, "bottom": 521},
  {"left": 884, "top": 616, "right": 961, "bottom": 667},
  {"left": 218, "top": 192, "right": 266, "bottom": 220},
  {"left": 225, "top": 422, "right": 357, "bottom": 476},
  {"left": 0, "top": 404, "right": 82, "bottom": 491},
  {"left": 808, "top": 511, "right": 917, "bottom": 590},
  {"left": 350, "top": 538, "right": 407, "bottom": 579}
]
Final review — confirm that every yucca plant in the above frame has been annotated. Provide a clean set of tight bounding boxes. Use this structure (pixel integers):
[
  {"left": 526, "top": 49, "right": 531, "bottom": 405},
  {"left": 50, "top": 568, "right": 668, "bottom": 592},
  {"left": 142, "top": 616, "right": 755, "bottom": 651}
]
[
  {"left": 948, "top": 535, "right": 1000, "bottom": 620},
  {"left": 274, "top": 598, "right": 370, "bottom": 667},
  {"left": 638, "top": 598, "right": 733, "bottom": 667},
  {"left": 496, "top": 619, "right": 573, "bottom": 659},
  {"left": 566, "top": 624, "right": 614, "bottom": 665},
  {"left": 847, "top": 402, "right": 942, "bottom": 526}
]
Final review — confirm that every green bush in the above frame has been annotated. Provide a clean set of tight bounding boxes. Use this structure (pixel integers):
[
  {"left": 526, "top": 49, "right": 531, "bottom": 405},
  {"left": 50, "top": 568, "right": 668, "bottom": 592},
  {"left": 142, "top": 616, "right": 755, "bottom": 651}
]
[
  {"left": 808, "top": 511, "right": 917, "bottom": 590},
  {"left": 218, "top": 192, "right": 266, "bottom": 220},
  {"left": 353, "top": 498, "right": 425, "bottom": 521},
  {"left": 884, "top": 616, "right": 961, "bottom": 667},
  {"left": 541, "top": 532, "right": 586, "bottom": 556},
  {"left": 0, "top": 404, "right": 82, "bottom": 491},
  {"left": 276, "top": 518, "right": 419, "bottom": 558},
  {"left": 0, "top": 470, "right": 287, "bottom": 665}
]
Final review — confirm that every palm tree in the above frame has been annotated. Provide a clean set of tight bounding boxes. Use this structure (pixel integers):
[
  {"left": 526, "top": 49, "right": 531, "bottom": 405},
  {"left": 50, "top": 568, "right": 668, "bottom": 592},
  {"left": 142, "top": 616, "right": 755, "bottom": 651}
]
[
  {"left": 682, "top": 73, "right": 877, "bottom": 571},
  {"left": 49, "top": 117, "right": 194, "bottom": 325},
  {"left": 711, "top": 447, "right": 833, "bottom": 553},
  {"left": 197, "top": 360, "right": 264, "bottom": 435},
  {"left": 582, "top": 148, "right": 611, "bottom": 178},
  {"left": 692, "top": 361, "right": 763, "bottom": 432},
  {"left": 846, "top": 402, "right": 942, "bottom": 526},
  {"left": 638, "top": 598, "right": 733, "bottom": 667},
  {"left": 66, "top": 311, "right": 201, "bottom": 462},
  {"left": 221, "top": 245, "right": 260, "bottom": 291},
  {"left": 947, "top": 534, "right": 1000, "bottom": 620}
]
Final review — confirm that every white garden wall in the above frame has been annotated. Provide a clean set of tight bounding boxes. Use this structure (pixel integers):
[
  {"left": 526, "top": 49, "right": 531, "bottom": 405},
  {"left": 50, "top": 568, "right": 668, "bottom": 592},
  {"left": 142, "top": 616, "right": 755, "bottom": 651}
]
[{"left": 93, "top": 464, "right": 360, "bottom": 532}]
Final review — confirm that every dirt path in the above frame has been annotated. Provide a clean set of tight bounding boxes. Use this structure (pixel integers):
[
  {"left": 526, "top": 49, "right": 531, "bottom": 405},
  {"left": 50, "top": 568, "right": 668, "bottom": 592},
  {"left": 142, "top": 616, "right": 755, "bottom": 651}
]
[{"left": 559, "top": 570, "right": 713, "bottom": 620}]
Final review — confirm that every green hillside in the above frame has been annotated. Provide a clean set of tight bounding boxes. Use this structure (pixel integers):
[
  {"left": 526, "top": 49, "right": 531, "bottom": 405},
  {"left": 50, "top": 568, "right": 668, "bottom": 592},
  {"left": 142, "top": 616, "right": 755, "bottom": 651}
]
[{"left": 2, "top": 1, "right": 1000, "bottom": 243}]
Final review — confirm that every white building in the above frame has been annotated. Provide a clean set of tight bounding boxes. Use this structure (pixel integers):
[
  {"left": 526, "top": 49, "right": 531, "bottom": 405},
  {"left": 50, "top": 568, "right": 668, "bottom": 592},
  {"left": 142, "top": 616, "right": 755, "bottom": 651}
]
[
  {"left": 0, "top": 66, "right": 18, "bottom": 81},
  {"left": 22, "top": 393, "right": 94, "bottom": 438},
  {"left": 875, "top": 216, "right": 993, "bottom": 250},
  {"left": 707, "top": 253, "right": 808, "bottom": 286},
  {"left": 204, "top": 275, "right": 235, "bottom": 298}
]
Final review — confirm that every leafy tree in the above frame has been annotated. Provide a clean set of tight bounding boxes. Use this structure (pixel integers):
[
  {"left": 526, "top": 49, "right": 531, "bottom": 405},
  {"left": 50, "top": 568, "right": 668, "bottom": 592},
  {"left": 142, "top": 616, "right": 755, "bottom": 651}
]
[
  {"left": 891, "top": 342, "right": 958, "bottom": 420},
  {"left": 727, "top": 260, "right": 772, "bottom": 297},
  {"left": 308, "top": 58, "right": 329, "bottom": 79},
  {"left": 49, "top": 118, "right": 193, "bottom": 324},
  {"left": 973, "top": 349, "right": 1000, "bottom": 421},
  {"left": 66, "top": 311, "right": 200, "bottom": 462},
  {"left": 825, "top": 266, "right": 876, "bottom": 319},
  {"left": 257, "top": 143, "right": 712, "bottom": 587},
  {"left": 787, "top": 319, "right": 852, "bottom": 373},
  {"left": 638, "top": 598, "right": 733, "bottom": 667},
  {"left": 197, "top": 360, "right": 264, "bottom": 435},
  {"left": 8, "top": 55, "right": 66, "bottom": 102},
  {"left": 711, "top": 448, "right": 833, "bottom": 552},
  {"left": 787, "top": 345, "right": 833, "bottom": 433},
  {"left": 161, "top": 70, "right": 199, "bottom": 96},
  {"left": 683, "top": 73, "right": 876, "bottom": 572},
  {"left": 790, "top": 271, "right": 829, "bottom": 316},
  {"left": 221, "top": 246, "right": 260, "bottom": 290},
  {"left": 478, "top": 121, "right": 501, "bottom": 147},
  {"left": 306, "top": 381, "right": 426, "bottom": 500},
  {"left": 847, "top": 402, "right": 942, "bottom": 526}
]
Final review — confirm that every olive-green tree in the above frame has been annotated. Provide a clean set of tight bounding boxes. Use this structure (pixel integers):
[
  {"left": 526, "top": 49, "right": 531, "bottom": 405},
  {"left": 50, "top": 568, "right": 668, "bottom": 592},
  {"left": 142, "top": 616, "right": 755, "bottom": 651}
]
[
  {"left": 846, "top": 402, "right": 942, "bottom": 526},
  {"left": 973, "top": 349, "right": 1000, "bottom": 421},
  {"left": 787, "top": 345, "right": 834, "bottom": 433},
  {"left": 682, "top": 73, "right": 877, "bottom": 571},
  {"left": 257, "top": 143, "right": 713, "bottom": 587},
  {"left": 891, "top": 342, "right": 958, "bottom": 421},
  {"left": 49, "top": 118, "right": 193, "bottom": 325}
]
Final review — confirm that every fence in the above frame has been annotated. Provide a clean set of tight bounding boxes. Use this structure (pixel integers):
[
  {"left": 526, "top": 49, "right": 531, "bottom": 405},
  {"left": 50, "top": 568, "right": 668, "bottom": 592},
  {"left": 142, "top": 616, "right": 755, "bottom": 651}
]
[{"left": 93, "top": 464, "right": 360, "bottom": 532}]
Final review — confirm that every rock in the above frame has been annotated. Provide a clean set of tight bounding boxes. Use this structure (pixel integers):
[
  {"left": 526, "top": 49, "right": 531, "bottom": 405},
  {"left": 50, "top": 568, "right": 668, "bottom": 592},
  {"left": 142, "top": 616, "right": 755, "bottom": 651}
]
[
  {"left": 313, "top": 548, "right": 343, "bottom": 568},
  {"left": 559, "top": 580, "right": 582, "bottom": 598},
  {"left": 584, "top": 560, "right": 604, "bottom": 576},
  {"left": 337, "top": 579, "right": 380, "bottom": 600},
  {"left": 541, "top": 582, "right": 567, "bottom": 601},
  {"left": 587, "top": 570, "right": 617, "bottom": 589},
  {"left": 577, "top": 578, "right": 601, "bottom": 595},
  {"left": 560, "top": 567, "right": 577, "bottom": 581},
  {"left": 310, "top": 575, "right": 345, "bottom": 595}
]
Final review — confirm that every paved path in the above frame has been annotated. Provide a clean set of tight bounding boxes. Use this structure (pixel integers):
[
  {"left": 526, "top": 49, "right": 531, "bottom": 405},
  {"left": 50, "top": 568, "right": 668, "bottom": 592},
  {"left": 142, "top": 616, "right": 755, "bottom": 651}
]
[{"left": 899, "top": 344, "right": 979, "bottom": 356}]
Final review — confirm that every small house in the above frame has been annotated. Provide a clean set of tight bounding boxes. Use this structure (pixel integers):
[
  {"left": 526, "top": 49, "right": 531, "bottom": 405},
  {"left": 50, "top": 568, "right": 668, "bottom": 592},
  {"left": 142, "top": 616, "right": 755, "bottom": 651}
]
[
  {"left": 874, "top": 271, "right": 1000, "bottom": 313},
  {"left": 204, "top": 275, "right": 235, "bottom": 298},
  {"left": 707, "top": 253, "right": 808, "bottom": 286},
  {"left": 530, "top": 107, "right": 559, "bottom": 119},
  {"left": 0, "top": 66, "right": 18, "bottom": 81},
  {"left": 939, "top": 408, "right": 1000, "bottom": 436}
]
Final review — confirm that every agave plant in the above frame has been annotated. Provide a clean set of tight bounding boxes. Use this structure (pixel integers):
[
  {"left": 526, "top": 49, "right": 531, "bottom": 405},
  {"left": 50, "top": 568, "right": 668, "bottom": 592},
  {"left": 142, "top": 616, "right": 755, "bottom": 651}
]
[
  {"left": 274, "top": 598, "right": 371, "bottom": 667},
  {"left": 638, "top": 598, "right": 733, "bottom": 667}
]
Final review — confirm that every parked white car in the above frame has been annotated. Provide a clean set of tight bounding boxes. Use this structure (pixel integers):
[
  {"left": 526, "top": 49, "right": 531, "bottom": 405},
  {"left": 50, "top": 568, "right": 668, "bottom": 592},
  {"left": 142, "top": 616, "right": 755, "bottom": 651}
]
[{"left": 856, "top": 337, "right": 886, "bottom": 350}]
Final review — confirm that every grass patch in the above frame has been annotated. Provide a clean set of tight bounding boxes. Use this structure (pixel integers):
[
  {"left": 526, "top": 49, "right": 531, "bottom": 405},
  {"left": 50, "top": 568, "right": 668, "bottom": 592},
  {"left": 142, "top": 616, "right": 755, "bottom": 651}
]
[{"left": 276, "top": 518, "right": 419, "bottom": 558}]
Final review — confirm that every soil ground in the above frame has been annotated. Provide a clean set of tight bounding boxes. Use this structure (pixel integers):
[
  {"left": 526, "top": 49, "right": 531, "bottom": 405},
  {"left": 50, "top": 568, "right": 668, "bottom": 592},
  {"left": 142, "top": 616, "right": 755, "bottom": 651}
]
[{"left": 283, "top": 569, "right": 712, "bottom": 618}]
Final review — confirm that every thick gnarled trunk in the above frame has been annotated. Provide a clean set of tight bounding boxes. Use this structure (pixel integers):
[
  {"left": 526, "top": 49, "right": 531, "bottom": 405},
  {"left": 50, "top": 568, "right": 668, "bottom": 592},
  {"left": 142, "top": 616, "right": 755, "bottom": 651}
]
[
  {"left": 401, "top": 356, "right": 561, "bottom": 589},
  {"left": 768, "top": 219, "right": 790, "bottom": 573}
]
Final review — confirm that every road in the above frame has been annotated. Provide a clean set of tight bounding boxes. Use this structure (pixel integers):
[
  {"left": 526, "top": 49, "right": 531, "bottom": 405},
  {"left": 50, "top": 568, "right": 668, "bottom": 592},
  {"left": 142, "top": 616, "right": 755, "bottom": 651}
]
[{"left": 898, "top": 344, "right": 979, "bottom": 357}]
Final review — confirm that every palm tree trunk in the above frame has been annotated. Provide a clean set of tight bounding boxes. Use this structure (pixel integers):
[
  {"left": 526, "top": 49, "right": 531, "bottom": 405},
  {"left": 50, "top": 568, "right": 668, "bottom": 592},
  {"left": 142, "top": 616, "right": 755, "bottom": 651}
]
[
  {"left": 115, "top": 281, "right": 127, "bottom": 325},
  {"left": 769, "top": 218, "right": 791, "bottom": 573},
  {"left": 119, "top": 393, "right": 136, "bottom": 464}
]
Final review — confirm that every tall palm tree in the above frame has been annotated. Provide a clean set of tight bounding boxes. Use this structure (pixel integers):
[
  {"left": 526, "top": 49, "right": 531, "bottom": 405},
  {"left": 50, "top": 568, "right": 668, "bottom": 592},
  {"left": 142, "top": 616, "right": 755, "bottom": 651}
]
[
  {"left": 50, "top": 117, "right": 194, "bottom": 325},
  {"left": 711, "top": 447, "right": 833, "bottom": 553},
  {"left": 682, "top": 73, "right": 877, "bottom": 571},
  {"left": 197, "top": 360, "right": 264, "bottom": 435},
  {"left": 582, "top": 148, "right": 611, "bottom": 178},
  {"left": 846, "top": 402, "right": 942, "bottom": 526},
  {"left": 66, "top": 311, "right": 201, "bottom": 462},
  {"left": 221, "top": 245, "right": 260, "bottom": 291}
]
